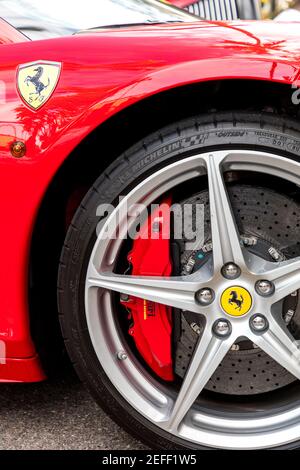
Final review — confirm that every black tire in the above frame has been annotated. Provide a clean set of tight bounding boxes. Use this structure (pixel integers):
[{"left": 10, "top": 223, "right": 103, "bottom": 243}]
[{"left": 58, "top": 112, "right": 300, "bottom": 450}]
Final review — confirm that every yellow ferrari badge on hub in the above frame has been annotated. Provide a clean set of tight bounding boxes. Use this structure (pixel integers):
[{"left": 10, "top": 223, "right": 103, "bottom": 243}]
[
  {"left": 17, "top": 61, "right": 61, "bottom": 110},
  {"left": 221, "top": 286, "right": 252, "bottom": 317}
]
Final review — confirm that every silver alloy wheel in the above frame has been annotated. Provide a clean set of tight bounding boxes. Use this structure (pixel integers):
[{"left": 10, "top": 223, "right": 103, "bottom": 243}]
[{"left": 85, "top": 150, "right": 300, "bottom": 449}]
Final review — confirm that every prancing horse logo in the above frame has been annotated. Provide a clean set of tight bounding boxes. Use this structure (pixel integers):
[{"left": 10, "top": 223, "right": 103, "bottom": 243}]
[
  {"left": 228, "top": 290, "right": 244, "bottom": 311},
  {"left": 24, "top": 66, "right": 50, "bottom": 104},
  {"left": 17, "top": 61, "right": 61, "bottom": 110},
  {"left": 221, "top": 286, "right": 251, "bottom": 317}
]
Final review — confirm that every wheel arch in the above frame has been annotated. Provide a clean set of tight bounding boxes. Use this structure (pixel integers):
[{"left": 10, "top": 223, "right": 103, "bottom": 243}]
[{"left": 28, "top": 77, "right": 298, "bottom": 371}]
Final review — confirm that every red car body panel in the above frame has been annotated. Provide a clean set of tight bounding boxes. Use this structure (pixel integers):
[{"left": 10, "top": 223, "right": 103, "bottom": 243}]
[{"left": 0, "top": 18, "right": 300, "bottom": 381}]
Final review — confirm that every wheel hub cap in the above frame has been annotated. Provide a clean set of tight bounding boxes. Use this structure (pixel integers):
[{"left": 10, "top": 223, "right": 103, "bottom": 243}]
[{"left": 220, "top": 285, "right": 252, "bottom": 317}]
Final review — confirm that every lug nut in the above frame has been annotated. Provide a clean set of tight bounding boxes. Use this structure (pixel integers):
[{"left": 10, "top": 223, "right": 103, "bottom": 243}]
[
  {"left": 221, "top": 263, "right": 241, "bottom": 280},
  {"left": 196, "top": 288, "right": 214, "bottom": 306},
  {"left": 117, "top": 351, "right": 128, "bottom": 361},
  {"left": 255, "top": 280, "right": 275, "bottom": 297},
  {"left": 250, "top": 314, "right": 268, "bottom": 332},
  {"left": 212, "top": 319, "right": 232, "bottom": 338}
]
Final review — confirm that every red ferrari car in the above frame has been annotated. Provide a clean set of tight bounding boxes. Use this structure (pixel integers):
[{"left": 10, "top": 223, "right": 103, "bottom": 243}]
[{"left": 1, "top": 0, "right": 300, "bottom": 450}]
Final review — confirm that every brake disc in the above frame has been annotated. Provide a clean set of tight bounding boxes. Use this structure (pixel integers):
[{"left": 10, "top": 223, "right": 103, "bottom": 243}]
[{"left": 175, "top": 184, "right": 300, "bottom": 395}]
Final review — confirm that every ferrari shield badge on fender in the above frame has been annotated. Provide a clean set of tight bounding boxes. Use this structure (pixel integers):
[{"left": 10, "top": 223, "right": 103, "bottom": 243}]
[{"left": 17, "top": 61, "right": 61, "bottom": 110}]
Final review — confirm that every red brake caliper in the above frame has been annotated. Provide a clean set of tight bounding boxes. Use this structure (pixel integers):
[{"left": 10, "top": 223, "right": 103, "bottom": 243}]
[{"left": 121, "top": 197, "right": 174, "bottom": 381}]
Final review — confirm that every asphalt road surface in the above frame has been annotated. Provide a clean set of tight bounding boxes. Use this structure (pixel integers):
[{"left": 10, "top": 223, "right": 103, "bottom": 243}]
[{"left": 0, "top": 369, "right": 147, "bottom": 450}]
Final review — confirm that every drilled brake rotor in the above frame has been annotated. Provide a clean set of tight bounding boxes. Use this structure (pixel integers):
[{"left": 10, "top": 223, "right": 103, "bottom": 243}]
[{"left": 175, "top": 184, "right": 300, "bottom": 395}]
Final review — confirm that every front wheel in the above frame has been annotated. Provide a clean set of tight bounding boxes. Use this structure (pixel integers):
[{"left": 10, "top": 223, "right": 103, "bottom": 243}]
[{"left": 58, "top": 112, "right": 300, "bottom": 450}]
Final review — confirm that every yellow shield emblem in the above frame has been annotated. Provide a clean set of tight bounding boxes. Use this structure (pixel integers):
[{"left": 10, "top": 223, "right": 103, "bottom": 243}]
[
  {"left": 17, "top": 61, "right": 61, "bottom": 110},
  {"left": 220, "top": 286, "right": 252, "bottom": 317}
]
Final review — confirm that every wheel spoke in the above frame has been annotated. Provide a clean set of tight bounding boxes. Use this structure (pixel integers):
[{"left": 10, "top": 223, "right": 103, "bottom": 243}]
[
  {"left": 165, "top": 324, "right": 233, "bottom": 432},
  {"left": 253, "top": 316, "right": 300, "bottom": 380},
  {"left": 87, "top": 267, "right": 211, "bottom": 313},
  {"left": 205, "top": 153, "right": 245, "bottom": 271},
  {"left": 263, "top": 257, "right": 300, "bottom": 303}
]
